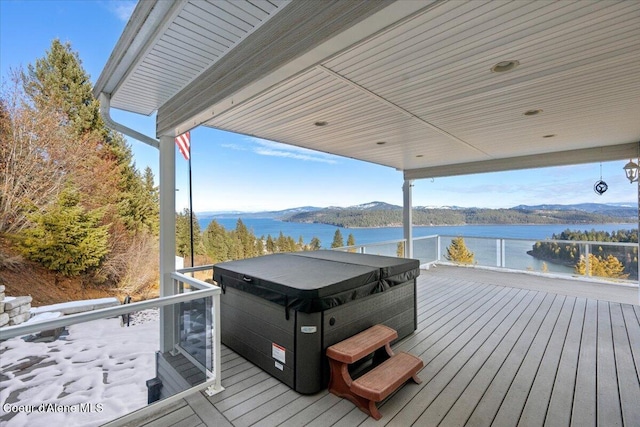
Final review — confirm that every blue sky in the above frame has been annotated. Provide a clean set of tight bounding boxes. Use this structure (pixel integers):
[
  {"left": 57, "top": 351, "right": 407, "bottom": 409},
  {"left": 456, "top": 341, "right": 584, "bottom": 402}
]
[{"left": 1, "top": 1, "right": 637, "bottom": 213}]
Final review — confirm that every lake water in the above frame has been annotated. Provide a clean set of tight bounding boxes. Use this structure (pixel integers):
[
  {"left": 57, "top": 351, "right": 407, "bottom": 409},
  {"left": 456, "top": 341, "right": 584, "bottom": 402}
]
[
  {"left": 199, "top": 218, "right": 636, "bottom": 275},
  {"left": 202, "top": 217, "right": 635, "bottom": 247}
]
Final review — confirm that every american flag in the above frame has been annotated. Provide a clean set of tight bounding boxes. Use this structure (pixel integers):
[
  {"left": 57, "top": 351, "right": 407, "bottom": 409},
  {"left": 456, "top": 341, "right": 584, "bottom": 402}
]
[{"left": 175, "top": 131, "right": 190, "bottom": 161}]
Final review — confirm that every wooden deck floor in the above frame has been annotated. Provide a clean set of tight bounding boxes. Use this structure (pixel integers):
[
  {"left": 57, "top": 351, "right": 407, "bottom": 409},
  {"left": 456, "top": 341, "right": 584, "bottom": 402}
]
[{"left": 132, "top": 266, "right": 640, "bottom": 427}]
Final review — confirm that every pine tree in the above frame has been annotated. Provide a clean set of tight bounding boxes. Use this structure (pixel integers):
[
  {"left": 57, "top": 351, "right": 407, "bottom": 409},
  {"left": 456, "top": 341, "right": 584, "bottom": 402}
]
[
  {"left": 575, "top": 254, "right": 628, "bottom": 279},
  {"left": 347, "top": 233, "right": 356, "bottom": 252},
  {"left": 13, "top": 39, "right": 160, "bottom": 290},
  {"left": 276, "top": 231, "right": 289, "bottom": 252},
  {"left": 23, "top": 39, "right": 103, "bottom": 138},
  {"left": 176, "top": 209, "right": 201, "bottom": 261},
  {"left": 202, "top": 219, "right": 230, "bottom": 262},
  {"left": 266, "top": 234, "right": 276, "bottom": 253},
  {"left": 309, "top": 237, "right": 321, "bottom": 251},
  {"left": 235, "top": 219, "right": 256, "bottom": 258},
  {"left": 445, "top": 236, "right": 474, "bottom": 264},
  {"left": 18, "top": 183, "right": 109, "bottom": 276},
  {"left": 331, "top": 229, "right": 344, "bottom": 248}
]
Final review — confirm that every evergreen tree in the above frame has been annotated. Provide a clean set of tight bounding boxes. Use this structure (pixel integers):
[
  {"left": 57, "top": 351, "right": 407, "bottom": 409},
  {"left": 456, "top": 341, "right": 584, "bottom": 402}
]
[
  {"left": 298, "top": 235, "right": 305, "bottom": 251},
  {"left": 23, "top": 39, "right": 103, "bottom": 138},
  {"left": 331, "top": 229, "right": 344, "bottom": 248},
  {"left": 256, "top": 236, "right": 265, "bottom": 255},
  {"left": 176, "top": 209, "right": 201, "bottom": 261},
  {"left": 276, "top": 231, "right": 289, "bottom": 252},
  {"left": 235, "top": 219, "right": 256, "bottom": 258},
  {"left": 346, "top": 233, "right": 356, "bottom": 252},
  {"left": 18, "top": 183, "right": 109, "bottom": 276},
  {"left": 575, "top": 254, "right": 628, "bottom": 279},
  {"left": 12, "top": 39, "right": 160, "bottom": 290},
  {"left": 266, "top": 234, "right": 276, "bottom": 253},
  {"left": 309, "top": 237, "right": 321, "bottom": 251},
  {"left": 445, "top": 236, "right": 474, "bottom": 264},
  {"left": 202, "top": 219, "right": 230, "bottom": 263}
]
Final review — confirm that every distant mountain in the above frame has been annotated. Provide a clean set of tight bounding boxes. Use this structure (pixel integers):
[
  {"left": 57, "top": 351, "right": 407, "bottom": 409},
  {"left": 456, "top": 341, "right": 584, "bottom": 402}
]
[
  {"left": 198, "top": 206, "right": 322, "bottom": 220},
  {"left": 513, "top": 203, "right": 637, "bottom": 218},
  {"left": 334, "top": 201, "right": 401, "bottom": 211},
  {"left": 198, "top": 202, "right": 637, "bottom": 227},
  {"left": 285, "top": 202, "right": 637, "bottom": 228}
]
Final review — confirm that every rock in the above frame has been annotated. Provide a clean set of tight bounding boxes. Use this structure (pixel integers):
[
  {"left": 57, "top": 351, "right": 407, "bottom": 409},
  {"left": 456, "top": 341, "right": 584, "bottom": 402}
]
[
  {"left": 0, "top": 312, "right": 8, "bottom": 327},
  {"left": 0, "top": 284, "right": 5, "bottom": 294},
  {"left": 9, "top": 312, "right": 30, "bottom": 326},
  {"left": 0, "top": 302, "right": 4, "bottom": 314},
  {"left": 4, "top": 296, "right": 32, "bottom": 311},
  {"left": 8, "top": 304, "right": 31, "bottom": 317}
]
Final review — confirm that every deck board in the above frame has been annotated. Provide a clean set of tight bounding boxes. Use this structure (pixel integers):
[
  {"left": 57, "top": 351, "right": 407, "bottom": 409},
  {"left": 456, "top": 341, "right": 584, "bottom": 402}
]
[
  {"left": 135, "top": 265, "right": 640, "bottom": 427},
  {"left": 572, "top": 298, "right": 598, "bottom": 426}
]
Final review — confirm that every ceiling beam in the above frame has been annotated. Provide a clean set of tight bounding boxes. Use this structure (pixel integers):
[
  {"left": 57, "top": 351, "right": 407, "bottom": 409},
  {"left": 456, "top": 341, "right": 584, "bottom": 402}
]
[{"left": 403, "top": 142, "right": 640, "bottom": 180}]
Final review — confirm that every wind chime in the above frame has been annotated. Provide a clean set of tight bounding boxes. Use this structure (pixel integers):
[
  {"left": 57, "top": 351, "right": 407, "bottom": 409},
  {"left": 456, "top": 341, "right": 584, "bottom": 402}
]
[{"left": 593, "top": 162, "right": 608, "bottom": 195}]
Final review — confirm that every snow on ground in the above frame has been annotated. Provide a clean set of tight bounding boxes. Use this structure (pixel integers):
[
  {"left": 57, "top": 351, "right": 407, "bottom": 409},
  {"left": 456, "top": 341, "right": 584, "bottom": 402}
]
[{"left": 0, "top": 310, "right": 159, "bottom": 426}]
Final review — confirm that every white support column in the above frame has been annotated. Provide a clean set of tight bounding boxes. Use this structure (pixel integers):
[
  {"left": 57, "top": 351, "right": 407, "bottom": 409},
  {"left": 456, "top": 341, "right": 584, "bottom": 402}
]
[
  {"left": 403, "top": 179, "right": 413, "bottom": 258},
  {"left": 159, "top": 134, "right": 176, "bottom": 353}
]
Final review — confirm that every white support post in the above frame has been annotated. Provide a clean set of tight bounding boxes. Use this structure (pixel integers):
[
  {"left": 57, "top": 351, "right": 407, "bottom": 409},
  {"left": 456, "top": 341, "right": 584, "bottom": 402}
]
[
  {"left": 159, "top": 135, "right": 177, "bottom": 353},
  {"left": 403, "top": 179, "right": 414, "bottom": 259}
]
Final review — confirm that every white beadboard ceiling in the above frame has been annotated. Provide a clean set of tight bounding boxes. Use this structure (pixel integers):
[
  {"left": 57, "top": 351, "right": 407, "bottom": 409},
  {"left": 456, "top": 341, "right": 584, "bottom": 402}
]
[{"left": 95, "top": 0, "right": 640, "bottom": 179}]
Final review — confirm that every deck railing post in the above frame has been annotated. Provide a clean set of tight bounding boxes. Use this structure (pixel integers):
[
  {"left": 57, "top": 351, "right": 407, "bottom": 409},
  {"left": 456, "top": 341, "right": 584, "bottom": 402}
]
[
  {"left": 584, "top": 243, "right": 591, "bottom": 276},
  {"left": 437, "top": 236, "right": 441, "bottom": 261}
]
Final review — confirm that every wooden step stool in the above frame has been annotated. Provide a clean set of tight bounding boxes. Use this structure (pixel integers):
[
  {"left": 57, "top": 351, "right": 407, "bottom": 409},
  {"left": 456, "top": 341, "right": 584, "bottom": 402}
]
[{"left": 326, "top": 324, "right": 423, "bottom": 420}]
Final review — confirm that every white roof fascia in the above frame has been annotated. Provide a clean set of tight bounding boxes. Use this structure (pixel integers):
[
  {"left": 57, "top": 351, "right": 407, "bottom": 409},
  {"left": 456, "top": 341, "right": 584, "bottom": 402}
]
[
  {"left": 404, "top": 142, "right": 640, "bottom": 180},
  {"left": 93, "top": 0, "right": 184, "bottom": 102}
]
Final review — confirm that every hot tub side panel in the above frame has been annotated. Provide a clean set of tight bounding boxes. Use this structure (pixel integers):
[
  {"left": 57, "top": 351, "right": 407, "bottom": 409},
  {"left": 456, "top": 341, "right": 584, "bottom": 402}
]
[
  {"left": 219, "top": 278, "right": 416, "bottom": 394},
  {"left": 220, "top": 286, "right": 300, "bottom": 389}
]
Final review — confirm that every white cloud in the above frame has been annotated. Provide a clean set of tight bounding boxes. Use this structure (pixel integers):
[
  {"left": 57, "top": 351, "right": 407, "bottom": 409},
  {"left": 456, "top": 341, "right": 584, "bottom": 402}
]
[
  {"left": 222, "top": 137, "right": 339, "bottom": 164},
  {"left": 105, "top": 0, "right": 136, "bottom": 22}
]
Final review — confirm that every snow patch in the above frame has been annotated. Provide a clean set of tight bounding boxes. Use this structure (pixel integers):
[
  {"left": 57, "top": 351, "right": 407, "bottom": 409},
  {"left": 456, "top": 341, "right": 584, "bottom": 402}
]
[{"left": 0, "top": 309, "right": 159, "bottom": 426}]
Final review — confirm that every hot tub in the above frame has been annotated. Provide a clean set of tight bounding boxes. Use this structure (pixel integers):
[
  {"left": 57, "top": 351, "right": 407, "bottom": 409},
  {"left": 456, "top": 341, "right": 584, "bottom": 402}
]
[{"left": 213, "top": 251, "right": 420, "bottom": 394}]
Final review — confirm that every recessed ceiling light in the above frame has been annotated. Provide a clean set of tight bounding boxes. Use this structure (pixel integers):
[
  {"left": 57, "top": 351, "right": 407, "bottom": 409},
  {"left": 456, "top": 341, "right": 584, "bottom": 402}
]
[
  {"left": 376, "top": 141, "right": 386, "bottom": 145},
  {"left": 416, "top": 154, "right": 424, "bottom": 158},
  {"left": 314, "top": 121, "right": 328, "bottom": 127},
  {"left": 491, "top": 60, "right": 520, "bottom": 73},
  {"left": 542, "top": 134, "right": 556, "bottom": 138},
  {"left": 524, "top": 109, "right": 543, "bottom": 116}
]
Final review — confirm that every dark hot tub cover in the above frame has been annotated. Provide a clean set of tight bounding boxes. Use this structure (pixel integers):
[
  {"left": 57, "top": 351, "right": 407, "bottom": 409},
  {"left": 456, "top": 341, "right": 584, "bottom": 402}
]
[{"left": 213, "top": 252, "right": 419, "bottom": 314}]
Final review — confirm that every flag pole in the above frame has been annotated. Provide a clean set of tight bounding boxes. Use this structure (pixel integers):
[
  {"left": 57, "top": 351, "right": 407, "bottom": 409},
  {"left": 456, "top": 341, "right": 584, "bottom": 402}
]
[
  {"left": 188, "top": 143, "right": 194, "bottom": 268},
  {"left": 175, "top": 131, "right": 194, "bottom": 268}
]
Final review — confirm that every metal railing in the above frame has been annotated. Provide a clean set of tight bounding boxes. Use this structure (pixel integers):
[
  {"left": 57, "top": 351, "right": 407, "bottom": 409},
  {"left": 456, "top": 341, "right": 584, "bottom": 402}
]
[
  {"left": 336, "top": 235, "right": 639, "bottom": 283},
  {"left": 173, "top": 265, "right": 221, "bottom": 396},
  {"left": 0, "top": 271, "right": 222, "bottom": 426},
  {"left": 333, "top": 238, "right": 407, "bottom": 257}
]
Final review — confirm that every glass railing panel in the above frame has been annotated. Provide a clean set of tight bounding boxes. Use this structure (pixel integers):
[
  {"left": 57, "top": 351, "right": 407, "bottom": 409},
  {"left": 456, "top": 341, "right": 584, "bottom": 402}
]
[
  {"left": 0, "top": 305, "right": 177, "bottom": 425},
  {"left": 413, "top": 235, "right": 438, "bottom": 265},
  {"left": 0, "top": 285, "right": 220, "bottom": 426},
  {"left": 504, "top": 238, "right": 575, "bottom": 274},
  {"left": 333, "top": 240, "right": 405, "bottom": 258},
  {"left": 580, "top": 242, "right": 637, "bottom": 281},
  {"left": 439, "top": 236, "right": 499, "bottom": 267},
  {"left": 177, "top": 289, "right": 212, "bottom": 372}
]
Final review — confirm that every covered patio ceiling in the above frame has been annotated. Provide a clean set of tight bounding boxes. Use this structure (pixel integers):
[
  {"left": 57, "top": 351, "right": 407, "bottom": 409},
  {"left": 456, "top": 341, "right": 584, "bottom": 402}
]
[{"left": 94, "top": 0, "right": 640, "bottom": 179}]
